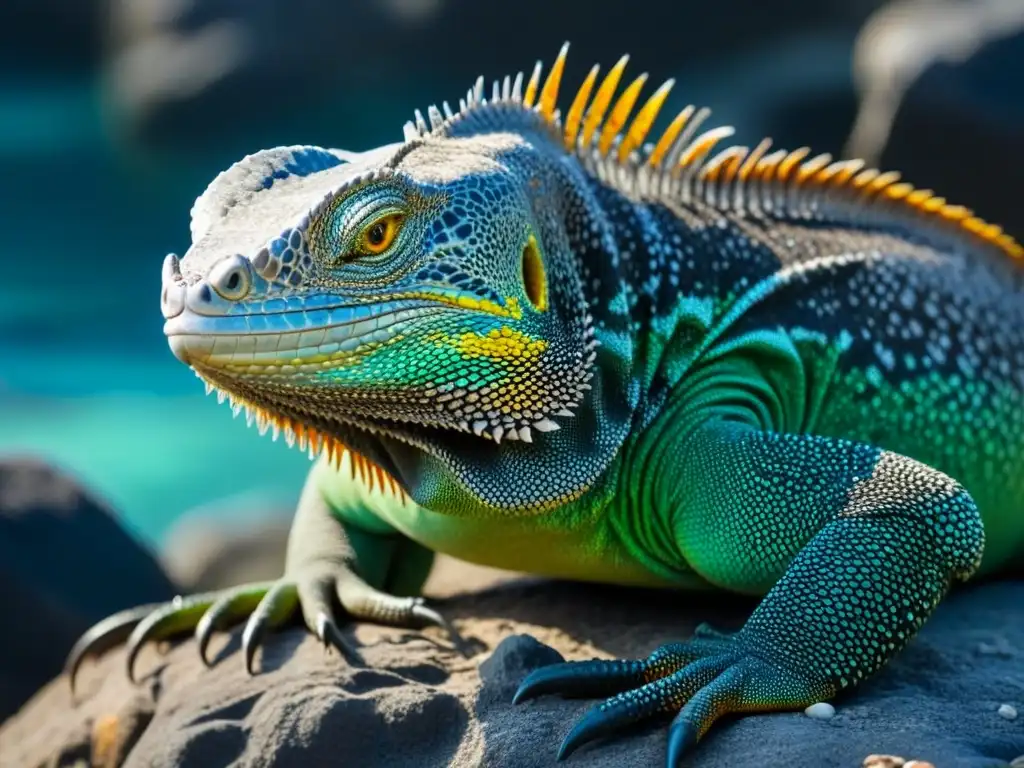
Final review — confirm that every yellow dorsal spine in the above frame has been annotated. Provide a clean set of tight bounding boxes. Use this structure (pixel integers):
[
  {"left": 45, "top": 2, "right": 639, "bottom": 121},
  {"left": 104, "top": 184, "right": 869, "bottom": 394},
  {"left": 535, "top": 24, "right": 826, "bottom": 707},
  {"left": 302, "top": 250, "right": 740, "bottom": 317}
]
[
  {"left": 618, "top": 78, "right": 674, "bottom": 163},
  {"left": 580, "top": 55, "right": 629, "bottom": 149},
  {"left": 563, "top": 64, "right": 599, "bottom": 150},
  {"left": 414, "top": 42, "right": 1021, "bottom": 261},
  {"left": 538, "top": 42, "right": 569, "bottom": 120}
]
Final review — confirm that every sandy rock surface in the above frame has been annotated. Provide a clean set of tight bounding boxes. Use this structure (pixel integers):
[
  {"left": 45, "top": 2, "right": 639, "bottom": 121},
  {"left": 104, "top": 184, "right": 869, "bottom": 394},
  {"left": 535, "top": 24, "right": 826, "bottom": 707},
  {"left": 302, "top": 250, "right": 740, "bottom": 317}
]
[{"left": 3, "top": 554, "right": 1023, "bottom": 768}]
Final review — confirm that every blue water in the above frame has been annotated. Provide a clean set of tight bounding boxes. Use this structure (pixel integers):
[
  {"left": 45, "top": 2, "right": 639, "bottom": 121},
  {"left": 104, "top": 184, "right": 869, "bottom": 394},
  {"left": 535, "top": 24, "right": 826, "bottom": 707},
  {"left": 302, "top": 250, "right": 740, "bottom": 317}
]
[{"left": 0, "top": 76, "right": 312, "bottom": 546}]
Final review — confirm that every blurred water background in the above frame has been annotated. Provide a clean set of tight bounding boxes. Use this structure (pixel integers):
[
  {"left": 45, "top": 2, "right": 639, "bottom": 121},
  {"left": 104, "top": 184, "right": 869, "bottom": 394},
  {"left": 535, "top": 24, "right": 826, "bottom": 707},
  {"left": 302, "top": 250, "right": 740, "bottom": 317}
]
[{"left": 1, "top": 0, "right": 1021, "bottom": 547}]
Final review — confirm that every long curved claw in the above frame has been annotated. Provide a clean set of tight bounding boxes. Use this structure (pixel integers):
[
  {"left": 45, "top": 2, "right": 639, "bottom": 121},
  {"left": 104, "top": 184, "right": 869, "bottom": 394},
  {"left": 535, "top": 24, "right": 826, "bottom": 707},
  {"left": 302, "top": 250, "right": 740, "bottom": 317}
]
[
  {"left": 315, "top": 611, "right": 363, "bottom": 666},
  {"left": 513, "top": 627, "right": 828, "bottom": 765},
  {"left": 241, "top": 581, "right": 298, "bottom": 675},
  {"left": 664, "top": 667, "right": 744, "bottom": 766},
  {"left": 665, "top": 719, "right": 699, "bottom": 768},
  {"left": 195, "top": 583, "right": 273, "bottom": 666},
  {"left": 554, "top": 657, "right": 728, "bottom": 761},
  {"left": 126, "top": 594, "right": 219, "bottom": 683},
  {"left": 409, "top": 599, "right": 446, "bottom": 629},
  {"left": 514, "top": 659, "right": 646, "bottom": 704},
  {"left": 556, "top": 690, "right": 665, "bottom": 761},
  {"left": 65, "top": 603, "right": 165, "bottom": 695}
]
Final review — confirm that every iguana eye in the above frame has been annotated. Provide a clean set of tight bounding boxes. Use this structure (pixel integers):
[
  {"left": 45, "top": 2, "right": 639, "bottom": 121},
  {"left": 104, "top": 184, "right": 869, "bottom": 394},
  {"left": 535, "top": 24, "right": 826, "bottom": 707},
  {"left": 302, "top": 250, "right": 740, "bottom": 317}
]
[{"left": 358, "top": 214, "right": 403, "bottom": 255}]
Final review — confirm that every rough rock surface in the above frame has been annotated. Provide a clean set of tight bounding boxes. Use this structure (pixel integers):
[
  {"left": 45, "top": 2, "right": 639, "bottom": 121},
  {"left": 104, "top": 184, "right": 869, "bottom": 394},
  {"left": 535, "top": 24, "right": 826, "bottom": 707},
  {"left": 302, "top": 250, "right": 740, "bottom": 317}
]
[
  {"left": 3, "top": 557, "right": 1023, "bottom": 768},
  {"left": 0, "top": 458, "right": 176, "bottom": 723}
]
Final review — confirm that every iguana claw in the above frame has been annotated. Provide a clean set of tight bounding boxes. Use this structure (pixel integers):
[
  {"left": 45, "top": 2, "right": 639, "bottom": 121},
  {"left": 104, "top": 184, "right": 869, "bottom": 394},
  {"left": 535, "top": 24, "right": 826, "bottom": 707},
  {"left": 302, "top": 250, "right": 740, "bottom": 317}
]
[
  {"left": 515, "top": 630, "right": 825, "bottom": 765},
  {"left": 67, "top": 567, "right": 455, "bottom": 693},
  {"left": 240, "top": 581, "right": 300, "bottom": 674},
  {"left": 64, "top": 603, "right": 165, "bottom": 695},
  {"left": 195, "top": 583, "right": 272, "bottom": 666},
  {"left": 124, "top": 593, "right": 222, "bottom": 682}
]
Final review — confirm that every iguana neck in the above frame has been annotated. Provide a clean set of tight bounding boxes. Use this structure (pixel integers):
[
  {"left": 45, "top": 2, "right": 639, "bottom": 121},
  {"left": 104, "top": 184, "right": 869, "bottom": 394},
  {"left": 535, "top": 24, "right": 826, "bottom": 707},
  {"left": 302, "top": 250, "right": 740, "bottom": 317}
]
[{"left": 315, "top": 138, "right": 642, "bottom": 517}]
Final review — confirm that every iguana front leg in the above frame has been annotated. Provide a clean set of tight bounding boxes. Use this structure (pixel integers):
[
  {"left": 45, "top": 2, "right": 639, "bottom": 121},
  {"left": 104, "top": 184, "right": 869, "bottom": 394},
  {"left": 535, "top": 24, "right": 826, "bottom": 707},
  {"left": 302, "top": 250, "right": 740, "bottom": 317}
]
[
  {"left": 66, "top": 455, "right": 441, "bottom": 690},
  {"left": 514, "top": 420, "right": 985, "bottom": 764}
]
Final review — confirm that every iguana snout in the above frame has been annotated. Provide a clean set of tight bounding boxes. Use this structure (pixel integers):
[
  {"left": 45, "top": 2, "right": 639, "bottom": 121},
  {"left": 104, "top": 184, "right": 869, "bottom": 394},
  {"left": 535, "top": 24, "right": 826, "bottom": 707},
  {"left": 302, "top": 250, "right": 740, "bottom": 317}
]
[{"left": 160, "top": 251, "right": 260, "bottom": 365}]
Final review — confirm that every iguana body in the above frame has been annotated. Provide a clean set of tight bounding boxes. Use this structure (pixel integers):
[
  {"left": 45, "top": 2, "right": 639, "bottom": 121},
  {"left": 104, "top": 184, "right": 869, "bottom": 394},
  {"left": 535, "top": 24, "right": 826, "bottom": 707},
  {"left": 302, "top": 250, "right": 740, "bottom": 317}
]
[{"left": 69, "top": 44, "right": 1024, "bottom": 765}]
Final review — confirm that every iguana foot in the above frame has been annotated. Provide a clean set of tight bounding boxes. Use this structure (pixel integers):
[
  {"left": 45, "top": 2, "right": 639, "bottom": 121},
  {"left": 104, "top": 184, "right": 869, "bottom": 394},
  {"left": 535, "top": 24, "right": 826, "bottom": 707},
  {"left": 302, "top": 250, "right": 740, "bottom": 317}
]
[
  {"left": 66, "top": 567, "right": 450, "bottom": 693},
  {"left": 513, "top": 629, "right": 828, "bottom": 765}
]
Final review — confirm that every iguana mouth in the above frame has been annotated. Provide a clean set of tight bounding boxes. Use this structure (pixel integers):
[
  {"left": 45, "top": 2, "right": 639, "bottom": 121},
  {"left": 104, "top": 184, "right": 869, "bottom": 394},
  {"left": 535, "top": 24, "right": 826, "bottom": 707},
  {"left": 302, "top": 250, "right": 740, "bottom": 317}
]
[{"left": 163, "top": 304, "right": 444, "bottom": 369}]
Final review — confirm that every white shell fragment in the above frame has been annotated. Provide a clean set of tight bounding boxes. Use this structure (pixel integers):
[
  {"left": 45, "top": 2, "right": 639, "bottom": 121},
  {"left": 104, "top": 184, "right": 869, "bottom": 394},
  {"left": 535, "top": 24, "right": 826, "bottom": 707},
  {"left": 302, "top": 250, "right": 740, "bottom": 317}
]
[{"left": 804, "top": 702, "right": 836, "bottom": 720}]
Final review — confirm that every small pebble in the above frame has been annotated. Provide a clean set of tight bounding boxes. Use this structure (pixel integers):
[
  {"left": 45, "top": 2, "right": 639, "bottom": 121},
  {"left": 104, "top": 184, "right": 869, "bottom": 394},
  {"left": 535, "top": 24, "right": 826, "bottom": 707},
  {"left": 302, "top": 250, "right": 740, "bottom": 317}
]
[
  {"left": 1009, "top": 755, "right": 1024, "bottom": 768},
  {"left": 904, "top": 762, "right": 935, "bottom": 768},
  {"left": 804, "top": 702, "right": 835, "bottom": 720},
  {"left": 863, "top": 755, "right": 904, "bottom": 768},
  {"left": 976, "top": 638, "right": 1015, "bottom": 658},
  {"left": 998, "top": 703, "right": 1018, "bottom": 720}
]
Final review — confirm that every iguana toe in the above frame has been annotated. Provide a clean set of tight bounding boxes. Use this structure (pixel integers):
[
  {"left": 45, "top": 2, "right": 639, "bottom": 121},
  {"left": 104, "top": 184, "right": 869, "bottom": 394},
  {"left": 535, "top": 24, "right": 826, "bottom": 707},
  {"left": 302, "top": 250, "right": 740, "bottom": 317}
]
[
  {"left": 124, "top": 593, "right": 221, "bottom": 682},
  {"left": 65, "top": 602, "right": 165, "bottom": 695},
  {"left": 195, "top": 582, "right": 273, "bottom": 665},
  {"left": 513, "top": 658, "right": 647, "bottom": 703},
  {"left": 517, "top": 631, "right": 826, "bottom": 765},
  {"left": 240, "top": 581, "right": 299, "bottom": 674},
  {"left": 66, "top": 569, "right": 456, "bottom": 691}
]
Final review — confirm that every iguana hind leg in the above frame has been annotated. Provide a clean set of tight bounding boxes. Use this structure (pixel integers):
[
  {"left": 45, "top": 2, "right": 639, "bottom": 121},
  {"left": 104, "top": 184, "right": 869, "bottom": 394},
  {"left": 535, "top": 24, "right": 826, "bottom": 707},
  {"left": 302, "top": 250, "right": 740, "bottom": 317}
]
[
  {"left": 515, "top": 420, "right": 985, "bottom": 765},
  {"left": 66, "top": 464, "right": 444, "bottom": 692}
]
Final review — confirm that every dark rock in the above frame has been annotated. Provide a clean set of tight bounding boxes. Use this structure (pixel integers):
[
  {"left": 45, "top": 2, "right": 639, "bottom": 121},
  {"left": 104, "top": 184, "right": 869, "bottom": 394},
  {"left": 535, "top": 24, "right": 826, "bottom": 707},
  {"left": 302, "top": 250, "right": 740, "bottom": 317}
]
[
  {"left": 478, "top": 635, "right": 564, "bottom": 706},
  {"left": 846, "top": 0, "right": 1024, "bottom": 241},
  {"left": 0, "top": 457, "right": 176, "bottom": 723},
  {"left": 2, "top": 555, "right": 1022, "bottom": 767}
]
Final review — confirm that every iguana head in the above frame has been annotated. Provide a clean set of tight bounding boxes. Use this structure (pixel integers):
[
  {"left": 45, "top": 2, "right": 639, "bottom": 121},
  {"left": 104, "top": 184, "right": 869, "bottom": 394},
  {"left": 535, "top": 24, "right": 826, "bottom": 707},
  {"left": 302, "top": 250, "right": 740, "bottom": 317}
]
[
  {"left": 161, "top": 128, "right": 597, "bottom": 471},
  {"left": 158, "top": 42, "right": 674, "bottom": 509}
]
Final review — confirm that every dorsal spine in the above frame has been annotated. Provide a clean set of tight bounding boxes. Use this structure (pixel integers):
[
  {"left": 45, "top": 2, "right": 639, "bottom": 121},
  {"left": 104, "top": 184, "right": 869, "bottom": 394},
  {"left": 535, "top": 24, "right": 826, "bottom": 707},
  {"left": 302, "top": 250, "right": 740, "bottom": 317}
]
[{"left": 400, "top": 42, "right": 1021, "bottom": 263}]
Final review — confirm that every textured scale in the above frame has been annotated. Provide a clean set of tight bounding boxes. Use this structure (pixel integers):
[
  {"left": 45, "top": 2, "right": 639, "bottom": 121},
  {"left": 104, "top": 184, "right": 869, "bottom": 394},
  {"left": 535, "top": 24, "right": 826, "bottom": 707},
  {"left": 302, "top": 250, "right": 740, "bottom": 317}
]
[{"left": 67, "top": 42, "right": 1024, "bottom": 767}]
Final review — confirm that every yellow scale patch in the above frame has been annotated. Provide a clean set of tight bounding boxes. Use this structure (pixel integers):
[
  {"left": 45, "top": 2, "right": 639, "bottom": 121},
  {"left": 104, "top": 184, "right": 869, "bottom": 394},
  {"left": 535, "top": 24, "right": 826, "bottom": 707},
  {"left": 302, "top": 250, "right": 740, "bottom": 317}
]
[
  {"left": 455, "top": 325, "right": 548, "bottom": 361},
  {"left": 395, "top": 290, "right": 523, "bottom": 320},
  {"left": 424, "top": 325, "right": 551, "bottom": 414},
  {"left": 511, "top": 42, "right": 1021, "bottom": 262}
]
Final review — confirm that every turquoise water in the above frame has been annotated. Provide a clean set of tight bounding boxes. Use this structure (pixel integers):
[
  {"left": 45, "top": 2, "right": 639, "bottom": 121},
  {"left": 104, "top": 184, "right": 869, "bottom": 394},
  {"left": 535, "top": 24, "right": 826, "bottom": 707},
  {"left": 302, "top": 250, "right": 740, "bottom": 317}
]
[{"left": 0, "top": 76, "right": 312, "bottom": 546}]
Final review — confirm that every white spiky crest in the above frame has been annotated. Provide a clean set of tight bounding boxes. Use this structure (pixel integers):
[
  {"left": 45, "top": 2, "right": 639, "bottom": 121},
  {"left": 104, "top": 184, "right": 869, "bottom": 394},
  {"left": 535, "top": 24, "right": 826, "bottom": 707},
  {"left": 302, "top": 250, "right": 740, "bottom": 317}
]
[{"left": 399, "top": 41, "right": 1021, "bottom": 263}]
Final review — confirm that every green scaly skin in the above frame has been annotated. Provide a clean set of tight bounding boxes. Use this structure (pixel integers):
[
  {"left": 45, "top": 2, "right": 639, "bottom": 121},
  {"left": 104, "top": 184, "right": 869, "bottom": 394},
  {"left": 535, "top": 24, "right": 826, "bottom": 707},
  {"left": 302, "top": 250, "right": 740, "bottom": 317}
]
[{"left": 66, "top": 43, "right": 1023, "bottom": 765}]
